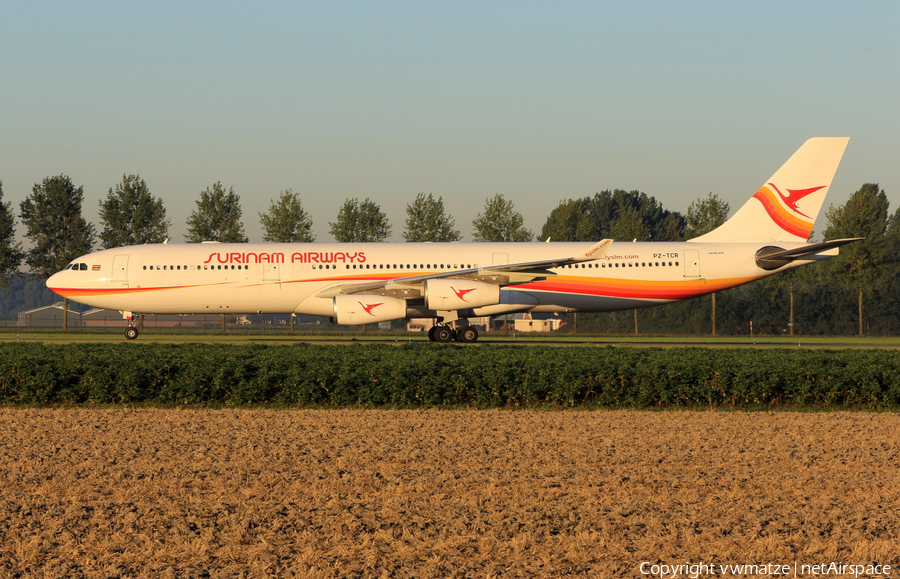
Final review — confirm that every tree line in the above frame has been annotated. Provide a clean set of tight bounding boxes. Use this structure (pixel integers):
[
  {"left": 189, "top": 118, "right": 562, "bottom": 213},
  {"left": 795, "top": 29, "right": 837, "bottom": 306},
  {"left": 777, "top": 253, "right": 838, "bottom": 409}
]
[{"left": 1, "top": 175, "right": 898, "bottom": 335}]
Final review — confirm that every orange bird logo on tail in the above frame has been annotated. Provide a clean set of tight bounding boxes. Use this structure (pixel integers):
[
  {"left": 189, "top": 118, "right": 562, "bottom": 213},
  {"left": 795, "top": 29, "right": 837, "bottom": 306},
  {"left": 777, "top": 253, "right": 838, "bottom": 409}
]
[{"left": 770, "top": 183, "right": 825, "bottom": 218}]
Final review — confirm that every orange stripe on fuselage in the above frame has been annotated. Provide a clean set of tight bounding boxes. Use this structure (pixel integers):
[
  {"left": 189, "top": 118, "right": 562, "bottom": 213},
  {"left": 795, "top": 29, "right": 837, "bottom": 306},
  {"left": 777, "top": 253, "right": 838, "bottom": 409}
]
[
  {"left": 48, "top": 283, "right": 221, "bottom": 297},
  {"left": 521, "top": 275, "right": 759, "bottom": 300},
  {"left": 52, "top": 274, "right": 759, "bottom": 302}
]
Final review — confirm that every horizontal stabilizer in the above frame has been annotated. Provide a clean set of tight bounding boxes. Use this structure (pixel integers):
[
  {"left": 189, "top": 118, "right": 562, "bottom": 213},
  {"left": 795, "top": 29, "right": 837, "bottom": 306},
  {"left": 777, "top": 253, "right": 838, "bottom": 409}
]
[{"left": 755, "top": 238, "right": 862, "bottom": 270}]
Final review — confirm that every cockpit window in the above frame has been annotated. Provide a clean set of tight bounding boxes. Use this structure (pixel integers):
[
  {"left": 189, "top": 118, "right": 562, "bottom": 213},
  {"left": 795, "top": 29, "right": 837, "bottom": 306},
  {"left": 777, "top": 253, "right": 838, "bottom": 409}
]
[
  {"left": 64, "top": 264, "right": 73, "bottom": 270},
  {"left": 80, "top": 263, "right": 88, "bottom": 271}
]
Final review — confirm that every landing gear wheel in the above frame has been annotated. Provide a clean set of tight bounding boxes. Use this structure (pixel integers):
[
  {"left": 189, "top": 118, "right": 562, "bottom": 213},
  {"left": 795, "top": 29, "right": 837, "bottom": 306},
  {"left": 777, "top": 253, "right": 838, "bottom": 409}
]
[
  {"left": 428, "top": 326, "right": 438, "bottom": 342},
  {"left": 433, "top": 326, "right": 454, "bottom": 343},
  {"left": 125, "top": 327, "right": 139, "bottom": 340},
  {"left": 456, "top": 327, "right": 479, "bottom": 343}
]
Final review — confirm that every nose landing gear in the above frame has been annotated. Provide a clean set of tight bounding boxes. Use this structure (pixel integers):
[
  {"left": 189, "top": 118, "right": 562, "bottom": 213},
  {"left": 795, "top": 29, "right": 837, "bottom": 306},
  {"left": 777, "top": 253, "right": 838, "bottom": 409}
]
[{"left": 125, "top": 314, "right": 139, "bottom": 340}]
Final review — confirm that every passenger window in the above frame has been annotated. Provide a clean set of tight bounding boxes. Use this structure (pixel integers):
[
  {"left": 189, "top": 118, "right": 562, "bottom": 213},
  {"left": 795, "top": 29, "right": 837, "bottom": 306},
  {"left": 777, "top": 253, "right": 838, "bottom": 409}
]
[{"left": 142, "top": 266, "right": 146, "bottom": 270}]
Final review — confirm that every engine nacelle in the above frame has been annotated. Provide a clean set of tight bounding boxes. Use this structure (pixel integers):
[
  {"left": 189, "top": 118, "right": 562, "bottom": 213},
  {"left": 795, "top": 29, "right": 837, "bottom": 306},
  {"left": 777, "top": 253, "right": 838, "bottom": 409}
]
[
  {"left": 424, "top": 279, "right": 500, "bottom": 311},
  {"left": 332, "top": 294, "right": 407, "bottom": 325}
]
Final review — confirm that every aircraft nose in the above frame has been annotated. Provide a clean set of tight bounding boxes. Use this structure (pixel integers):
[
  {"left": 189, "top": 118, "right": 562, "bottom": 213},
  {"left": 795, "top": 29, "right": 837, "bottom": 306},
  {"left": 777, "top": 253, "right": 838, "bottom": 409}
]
[{"left": 47, "top": 271, "right": 62, "bottom": 293}]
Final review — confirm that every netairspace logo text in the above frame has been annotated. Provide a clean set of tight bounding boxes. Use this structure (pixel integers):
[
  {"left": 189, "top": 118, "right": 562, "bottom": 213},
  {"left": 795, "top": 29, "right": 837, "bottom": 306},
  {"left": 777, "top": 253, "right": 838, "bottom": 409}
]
[{"left": 639, "top": 562, "right": 892, "bottom": 578}]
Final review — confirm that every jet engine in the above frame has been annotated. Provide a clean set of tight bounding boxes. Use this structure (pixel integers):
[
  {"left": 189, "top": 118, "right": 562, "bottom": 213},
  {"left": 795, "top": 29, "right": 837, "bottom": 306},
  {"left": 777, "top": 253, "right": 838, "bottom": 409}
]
[
  {"left": 332, "top": 294, "right": 407, "bottom": 325},
  {"left": 424, "top": 279, "right": 500, "bottom": 311}
]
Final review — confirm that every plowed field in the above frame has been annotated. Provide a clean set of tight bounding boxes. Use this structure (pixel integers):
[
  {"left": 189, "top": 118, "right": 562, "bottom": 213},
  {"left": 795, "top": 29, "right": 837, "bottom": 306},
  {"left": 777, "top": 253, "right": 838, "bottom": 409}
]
[{"left": 1, "top": 410, "right": 898, "bottom": 578}]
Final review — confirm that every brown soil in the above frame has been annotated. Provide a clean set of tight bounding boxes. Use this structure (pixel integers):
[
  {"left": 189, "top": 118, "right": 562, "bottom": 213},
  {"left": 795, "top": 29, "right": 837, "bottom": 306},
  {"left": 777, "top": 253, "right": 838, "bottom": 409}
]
[{"left": 0, "top": 409, "right": 897, "bottom": 578}]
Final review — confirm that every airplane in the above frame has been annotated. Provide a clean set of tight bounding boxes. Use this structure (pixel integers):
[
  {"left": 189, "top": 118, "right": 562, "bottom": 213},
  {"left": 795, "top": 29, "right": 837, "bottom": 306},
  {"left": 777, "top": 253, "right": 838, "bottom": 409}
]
[{"left": 47, "top": 137, "right": 858, "bottom": 342}]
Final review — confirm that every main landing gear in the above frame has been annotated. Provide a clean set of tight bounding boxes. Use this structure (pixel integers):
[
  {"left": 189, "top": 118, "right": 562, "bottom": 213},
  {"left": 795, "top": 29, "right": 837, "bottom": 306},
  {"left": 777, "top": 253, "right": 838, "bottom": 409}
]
[{"left": 428, "top": 324, "right": 479, "bottom": 343}]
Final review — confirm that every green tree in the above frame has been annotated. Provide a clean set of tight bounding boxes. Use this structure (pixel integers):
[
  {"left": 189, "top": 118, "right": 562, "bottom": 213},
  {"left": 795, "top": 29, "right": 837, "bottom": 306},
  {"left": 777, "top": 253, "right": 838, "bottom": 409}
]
[
  {"left": 609, "top": 206, "right": 650, "bottom": 241},
  {"left": 472, "top": 194, "right": 533, "bottom": 242},
  {"left": 20, "top": 175, "right": 95, "bottom": 277},
  {"left": 0, "top": 181, "right": 25, "bottom": 287},
  {"left": 824, "top": 183, "right": 889, "bottom": 240},
  {"left": 259, "top": 189, "right": 315, "bottom": 243},
  {"left": 887, "top": 207, "right": 900, "bottom": 240},
  {"left": 684, "top": 192, "right": 730, "bottom": 335},
  {"left": 594, "top": 190, "right": 684, "bottom": 241},
  {"left": 185, "top": 182, "right": 248, "bottom": 243},
  {"left": 20, "top": 175, "right": 95, "bottom": 329},
  {"left": 403, "top": 193, "right": 460, "bottom": 242},
  {"left": 655, "top": 213, "right": 686, "bottom": 243},
  {"left": 99, "top": 174, "right": 170, "bottom": 248},
  {"left": 684, "top": 193, "right": 730, "bottom": 239},
  {"left": 823, "top": 183, "right": 891, "bottom": 336},
  {"left": 539, "top": 199, "right": 595, "bottom": 242},
  {"left": 329, "top": 198, "right": 392, "bottom": 242},
  {"left": 539, "top": 189, "right": 683, "bottom": 242}
]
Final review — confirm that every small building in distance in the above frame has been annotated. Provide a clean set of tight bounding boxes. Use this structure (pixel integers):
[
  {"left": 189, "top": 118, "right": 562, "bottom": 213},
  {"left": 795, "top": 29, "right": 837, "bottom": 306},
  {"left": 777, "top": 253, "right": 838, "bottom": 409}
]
[
  {"left": 81, "top": 309, "right": 210, "bottom": 328},
  {"left": 513, "top": 312, "right": 564, "bottom": 333},
  {"left": 17, "top": 302, "right": 83, "bottom": 327}
]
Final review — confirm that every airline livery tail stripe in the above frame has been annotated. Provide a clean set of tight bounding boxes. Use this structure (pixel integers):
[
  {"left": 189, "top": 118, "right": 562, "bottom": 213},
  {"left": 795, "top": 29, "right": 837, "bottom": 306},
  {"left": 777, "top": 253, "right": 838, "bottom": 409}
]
[{"left": 751, "top": 185, "right": 816, "bottom": 239}]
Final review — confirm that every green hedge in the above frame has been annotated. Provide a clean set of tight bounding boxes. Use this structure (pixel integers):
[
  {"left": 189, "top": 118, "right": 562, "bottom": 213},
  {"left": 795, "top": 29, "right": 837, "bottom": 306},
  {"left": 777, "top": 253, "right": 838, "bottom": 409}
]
[{"left": 1, "top": 343, "right": 899, "bottom": 408}]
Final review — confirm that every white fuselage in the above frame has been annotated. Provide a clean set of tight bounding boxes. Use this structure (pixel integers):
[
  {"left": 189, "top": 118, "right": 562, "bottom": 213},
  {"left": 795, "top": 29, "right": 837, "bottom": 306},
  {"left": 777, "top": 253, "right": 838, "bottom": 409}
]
[{"left": 47, "top": 240, "right": 830, "bottom": 320}]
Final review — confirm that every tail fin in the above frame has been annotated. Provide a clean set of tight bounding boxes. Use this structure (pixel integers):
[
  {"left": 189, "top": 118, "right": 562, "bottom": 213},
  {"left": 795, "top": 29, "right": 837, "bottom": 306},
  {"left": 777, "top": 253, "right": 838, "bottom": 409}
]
[{"left": 689, "top": 137, "right": 850, "bottom": 243}]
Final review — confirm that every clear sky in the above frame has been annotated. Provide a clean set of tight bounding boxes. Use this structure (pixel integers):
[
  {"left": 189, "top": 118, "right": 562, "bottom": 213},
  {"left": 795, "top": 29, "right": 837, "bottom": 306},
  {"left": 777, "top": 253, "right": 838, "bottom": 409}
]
[{"left": 2, "top": 0, "right": 898, "bottom": 244}]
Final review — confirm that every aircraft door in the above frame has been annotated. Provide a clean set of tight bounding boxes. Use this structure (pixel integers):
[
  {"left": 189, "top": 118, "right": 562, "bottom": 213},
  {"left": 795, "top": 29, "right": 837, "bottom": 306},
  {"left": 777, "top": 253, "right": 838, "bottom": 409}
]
[
  {"left": 683, "top": 250, "right": 700, "bottom": 277},
  {"left": 112, "top": 255, "right": 129, "bottom": 281},
  {"left": 263, "top": 262, "right": 281, "bottom": 281}
]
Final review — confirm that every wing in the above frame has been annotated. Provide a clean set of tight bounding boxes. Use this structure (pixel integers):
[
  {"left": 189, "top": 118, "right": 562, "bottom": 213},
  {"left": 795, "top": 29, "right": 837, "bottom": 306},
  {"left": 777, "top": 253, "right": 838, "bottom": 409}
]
[{"left": 315, "top": 239, "right": 614, "bottom": 298}]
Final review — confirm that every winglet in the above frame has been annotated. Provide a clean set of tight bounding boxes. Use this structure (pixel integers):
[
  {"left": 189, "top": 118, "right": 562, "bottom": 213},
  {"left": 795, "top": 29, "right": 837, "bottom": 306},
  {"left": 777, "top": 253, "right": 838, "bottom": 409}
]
[{"left": 575, "top": 238, "right": 613, "bottom": 261}]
